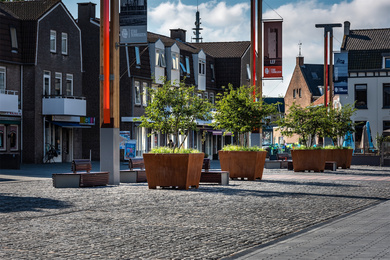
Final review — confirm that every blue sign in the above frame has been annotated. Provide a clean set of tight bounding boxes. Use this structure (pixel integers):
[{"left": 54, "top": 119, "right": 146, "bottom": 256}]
[
  {"left": 124, "top": 141, "right": 136, "bottom": 160},
  {"left": 334, "top": 52, "right": 348, "bottom": 95}
]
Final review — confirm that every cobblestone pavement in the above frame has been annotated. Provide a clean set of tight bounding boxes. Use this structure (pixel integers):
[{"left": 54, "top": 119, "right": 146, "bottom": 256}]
[{"left": 0, "top": 165, "right": 390, "bottom": 259}]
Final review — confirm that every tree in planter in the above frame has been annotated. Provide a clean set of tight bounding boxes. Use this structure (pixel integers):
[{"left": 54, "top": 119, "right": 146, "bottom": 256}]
[
  {"left": 327, "top": 104, "right": 356, "bottom": 147},
  {"left": 277, "top": 103, "right": 330, "bottom": 147},
  {"left": 139, "top": 78, "right": 212, "bottom": 152},
  {"left": 211, "top": 84, "right": 278, "bottom": 146}
]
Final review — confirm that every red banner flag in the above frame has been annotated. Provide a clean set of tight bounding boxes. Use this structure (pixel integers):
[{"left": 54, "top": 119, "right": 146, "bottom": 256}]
[{"left": 263, "top": 20, "right": 283, "bottom": 79}]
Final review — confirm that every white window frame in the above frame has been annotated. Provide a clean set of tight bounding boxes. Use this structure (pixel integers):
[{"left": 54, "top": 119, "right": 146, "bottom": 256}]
[
  {"left": 43, "top": 71, "right": 51, "bottom": 96},
  {"left": 50, "top": 30, "right": 56, "bottom": 53},
  {"left": 156, "top": 49, "right": 166, "bottom": 67},
  {"left": 142, "top": 82, "right": 148, "bottom": 106},
  {"left": 0, "top": 125, "right": 5, "bottom": 151},
  {"left": 10, "top": 26, "right": 18, "bottom": 51},
  {"left": 383, "top": 56, "right": 390, "bottom": 69},
  {"left": 204, "top": 92, "right": 208, "bottom": 100},
  {"left": 209, "top": 92, "right": 215, "bottom": 105},
  {"left": 172, "top": 53, "right": 179, "bottom": 70},
  {"left": 199, "top": 60, "right": 205, "bottom": 75},
  {"left": 66, "top": 74, "right": 73, "bottom": 96},
  {"left": 55, "top": 72, "right": 62, "bottom": 96},
  {"left": 61, "top": 32, "right": 68, "bottom": 55},
  {"left": 0, "top": 67, "right": 6, "bottom": 92},
  {"left": 135, "top": 81, "right": 141, "bottom": 105}
]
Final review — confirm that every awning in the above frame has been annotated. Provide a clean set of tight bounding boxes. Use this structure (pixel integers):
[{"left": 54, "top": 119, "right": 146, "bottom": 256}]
[{"left": 51, "top": 121, "right": 91, "bottom": 128}]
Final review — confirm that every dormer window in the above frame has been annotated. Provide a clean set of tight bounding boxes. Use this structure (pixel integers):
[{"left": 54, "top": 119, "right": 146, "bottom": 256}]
[
  {"left": 172, "top": 53, "right": 179, "bottom": 70},
  {"left": 156, "top": 49, "right": 166, "bottom": 67},
  {"left": 199, "top": 60, "right": 205, "bottom": 75},
  {"left": 10, "top": 26, "right": 18, "bottom": 52},
  {"left": 185, "top": 56, "right": 191, "bottom": 76}
]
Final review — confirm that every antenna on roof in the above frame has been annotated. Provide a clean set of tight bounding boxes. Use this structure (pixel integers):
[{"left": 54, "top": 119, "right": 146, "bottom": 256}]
[{"left": 192, "top": 1, "right": 203, "bottom": 43}]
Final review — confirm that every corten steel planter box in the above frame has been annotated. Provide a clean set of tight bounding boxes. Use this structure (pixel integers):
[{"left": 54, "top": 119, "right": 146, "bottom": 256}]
[
  {"left": 325, "top": 149, "right": 353, "bottom": 169},
  {"left": 143, "top": 153, "right": 204, "bottom": 189},
  {"left": 218, "top": 151, "right": 267, "bottom": 180},
  {"left": 291, "top": 149, "right": 326, "bottom": 172}
]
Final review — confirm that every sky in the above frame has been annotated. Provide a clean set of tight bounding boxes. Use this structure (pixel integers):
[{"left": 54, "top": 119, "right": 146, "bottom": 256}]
[{"left": 63, "top": 0, "right": 390, "bottom": 97}]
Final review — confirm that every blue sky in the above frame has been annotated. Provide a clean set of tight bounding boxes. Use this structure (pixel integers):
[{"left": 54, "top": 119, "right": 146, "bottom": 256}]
[{"left": 63, "top": 0, "right": 390, "bottom": 96}]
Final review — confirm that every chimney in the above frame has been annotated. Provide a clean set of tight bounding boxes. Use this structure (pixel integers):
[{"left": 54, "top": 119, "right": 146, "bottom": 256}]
[
  {"left": 78, "top": 2, "right": 96, "bottom": 21},
  {"left": 344, "top": 21, "right": 350, "bottom": 36},
  {"left": 170, "top": 29, "right": 187, "bottom": 42},
  {"left": 296, "top": 56, "right": 304, "bottom": 66}
]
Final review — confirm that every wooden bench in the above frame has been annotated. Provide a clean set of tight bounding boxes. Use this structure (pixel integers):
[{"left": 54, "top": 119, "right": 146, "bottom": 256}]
[
  {"left": 52, "top": 159, "right": 109, "bottom": 188},
  {"left": 120, "top": 157, "right": 146, "bottom": 183},
  {"left": 286, "top": 160, "right": 337, "bottom": 171},
  {"left": 200, "top": 159, "right": 229, "bottom": 185}
]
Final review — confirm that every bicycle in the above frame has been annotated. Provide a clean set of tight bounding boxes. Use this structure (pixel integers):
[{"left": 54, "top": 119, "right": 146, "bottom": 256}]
[{"left": 44, "top": 143, "right": 58, "bottom": 163}]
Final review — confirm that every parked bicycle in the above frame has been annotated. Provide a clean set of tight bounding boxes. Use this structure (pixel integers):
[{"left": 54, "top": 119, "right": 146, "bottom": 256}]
[{"left": 44, "top": 143, "right": 58, "bottom": 163}]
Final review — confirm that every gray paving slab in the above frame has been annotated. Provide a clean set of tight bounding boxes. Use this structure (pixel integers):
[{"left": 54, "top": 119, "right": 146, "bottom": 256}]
[{"left": 0, "top": 163, "right": 389, "bottom": 259}]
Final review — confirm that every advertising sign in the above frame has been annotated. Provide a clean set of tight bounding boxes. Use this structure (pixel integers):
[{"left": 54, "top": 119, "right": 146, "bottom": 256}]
[
  {"left": 124, "top": 140, "right": 137, "bottom": 160},
  {"left": 263, "top": 20, "right": 283, "bottom": 79},
  {"left": 334, "top": 52, "right": 348, "bottom": 95},
  {"left": 120, "top": 0, "right": 147, "bottom": 44},
  {"left": 119, "top": 131, "right": 131, "bottom": 149}
]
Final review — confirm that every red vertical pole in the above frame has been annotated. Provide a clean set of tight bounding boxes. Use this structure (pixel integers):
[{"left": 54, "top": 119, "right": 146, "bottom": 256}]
[
  {"left": 324, "top": 32, "right": 328, "bottom": 107},
  {"left": 103, "top": 0, "right": 110, "bottom": 124},
  {"left": 252, "top": 0, "right": 256, "bottom": 101}
]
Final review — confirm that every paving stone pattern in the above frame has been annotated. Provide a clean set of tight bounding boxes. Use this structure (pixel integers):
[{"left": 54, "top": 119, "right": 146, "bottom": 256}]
[{"left": 1, "top": 166, "right": 390, "bottom": 259}]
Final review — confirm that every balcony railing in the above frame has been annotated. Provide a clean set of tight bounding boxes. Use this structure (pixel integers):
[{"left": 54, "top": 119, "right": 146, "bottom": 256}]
[
  {"left": 0, "top": 90, "right": 19, "bottom": 113},
  {"left": 42, "top": 95, "right": 86, "bottom": 116}
]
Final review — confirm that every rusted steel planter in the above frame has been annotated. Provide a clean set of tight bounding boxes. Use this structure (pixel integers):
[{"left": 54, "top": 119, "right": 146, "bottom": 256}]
[
  {"left": 143, "top": 153, "right": 204, "bottom": 190},
  {"left": 291, "top": 149, "right": 326, "bottom": 172},
  {"left": 325, "top": 149, "right": 353, "bottom": 169},
  {"left": 218, "top": 151, "right": 267, "bottom": 180}
]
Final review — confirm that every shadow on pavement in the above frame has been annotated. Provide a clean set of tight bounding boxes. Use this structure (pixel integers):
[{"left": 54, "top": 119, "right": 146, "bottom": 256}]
[{"left": 0, "top": 194, "right": 72, "bottom": 213}]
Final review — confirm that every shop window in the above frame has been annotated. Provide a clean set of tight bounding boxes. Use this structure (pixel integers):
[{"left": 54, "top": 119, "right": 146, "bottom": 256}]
[
  {"left": 135, "top": 81, "right": 141, "bottom": 105},
  {"left": 9, "top": 125, "right": 18, "bottom": 151},
  {"left": 355, "top": 84, "right": 367, "bottom": 109},
  {"left": 50, "top": 30, "right": 56, "bottom": 53},
  {"left": 0, "top": 125, "right": 5, "bottom": 151}
]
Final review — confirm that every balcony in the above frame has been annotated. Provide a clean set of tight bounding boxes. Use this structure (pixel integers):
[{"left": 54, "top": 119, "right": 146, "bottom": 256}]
[
  {"left": 0, "top": 90, "right": 18, "bottom": 113},
  {"left": 42, "top": 96, "right": 86, "bottom": 116}
]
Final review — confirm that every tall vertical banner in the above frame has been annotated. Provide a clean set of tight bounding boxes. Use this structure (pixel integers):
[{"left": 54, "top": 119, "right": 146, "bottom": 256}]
[
  {"left": 334, "top": 52, "right": 348, "bottom": 94},
  {"left": 263, "top": 20, "right": 283, "bottom": 79},
  {"left": 120, "top": 0, "right": 147, "bottom": 44}
]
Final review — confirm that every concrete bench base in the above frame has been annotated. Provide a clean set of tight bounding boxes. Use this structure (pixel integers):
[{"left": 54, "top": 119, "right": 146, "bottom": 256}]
[
  {"left": 265, "top": 160, "right": 281, "bottom": 169},
  {"left": 325, "top": 161, "right": 337, "bottom": 171},
  {"left": 200, "top": 170, "right": 229, "bottom": 185},
  {"left": 52, "top": 172, "right": 109, "bottom": 188},
  {"left": 120, "top": 170, "right": 147, "bottom": 183}
]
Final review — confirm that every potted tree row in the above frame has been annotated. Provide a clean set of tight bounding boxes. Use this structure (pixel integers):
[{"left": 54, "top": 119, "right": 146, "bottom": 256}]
[
  {"left": 139, "top": 79, "right": 212, "bottom": 189},
  {"left": 211, "top": 84, "right": 277, "bottom": 180}
]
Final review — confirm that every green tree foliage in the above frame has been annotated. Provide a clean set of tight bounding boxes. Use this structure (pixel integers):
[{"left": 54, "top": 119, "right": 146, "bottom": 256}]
[
  {"left": 139, "top": 78, "right": 212, "bottom": 152},
  {"left": 327, "top": 104, "right": 356, "bottom": 146},
  {"left": 211, "top": 84, "right": 277, "bottom": 146}
]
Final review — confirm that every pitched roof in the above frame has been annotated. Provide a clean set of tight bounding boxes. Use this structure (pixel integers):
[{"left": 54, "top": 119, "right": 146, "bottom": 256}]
[
  {"left": 264, "top": 97, "right": 285, "bottom": 113},
  {"left": 0, "top": 0, "right": 60, "bottom": 20},
  {"left": 299, "top": 64, "right": 324, "bottom": 97},
  {"left": 147, "top": 32, "right": 200, "bottom": 53},
  {"left": 191, "top": 41, "right": 250, "bottom": 58},
  {"left": 342, "top": 28, "right": 390, "bottom": 51}
]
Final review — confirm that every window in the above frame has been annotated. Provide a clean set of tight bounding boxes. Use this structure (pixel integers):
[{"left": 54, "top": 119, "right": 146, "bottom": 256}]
[
  {"left": 43, "top": 71, "right": 51, "bottom": 96},
  {"left": 0, "top": 67, "right": 5, "bottom": 92},
  {"left": 204, "top": 92, "right": 208, "bottom": 100},
  {"left": 210, "top": 64, "right": 215, "bottom": 81},
  {"left": 135, "top": 47, "right": 141, "bottom": 66},
  {"left": 9, "top": 125, "right": 18, "bottom": 151},
  {"left": 246, "top": 64, "right": 251, "bottom": 80},
  {"left": 355, "top": 84, "right": 367, "bottom": 109},
  {"left": 299, "top": 88, "right": 302, "bottom": 98},
  {"left": 156, "top": 49, "right": 166, "bottom": 67},
  {"left": 383, "top": 56, "right": 390, "bottom": 69},
  {"left": 135, "top": 81, "right": 141, "bottom": 105},
  {"left": 50, "top": 30, "right": 56, "bottom": 53},
  {"left": 10, "top": 26, "right": 18, "bottom": 52},
  {"left": 384, "top": 84, "right": 390, "bottom": 108},
  {"left": 66, "top": 74, "right": 73, "bottom": 96},
  {"left": 185, "top": 56, "right": 191, "bottom": 76},
  {"left": 293, "top": 89, "right": 296, "bottom": 99},
  {"left": 142, "top": 82, "right": 148, "bottom": 106},
  {"left": 199, "top": 60, "right": 205, "bottom": 75},
  {"left": 180, "top": 55, "right": 186, "bottom": 76},
  {"left": 0, "top": 125, "right": 5, "bottom": 151},
  {"left": 172, "top": 53, "right": 179, "bottom": 70},
  {"left": 383, "top": 121, "right": 390, "bottom": 133},
  {"left": 61, "top": 33, "right": 68, "bottom": 55},
  {"left": 55, "top": 73, "right": 62, "bottom": 96},
  {"left": 209, "top": 93, "right": 215, "bottom": 105}
]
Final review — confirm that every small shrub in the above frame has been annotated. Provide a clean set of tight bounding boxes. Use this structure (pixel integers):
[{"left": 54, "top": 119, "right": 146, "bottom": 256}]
[
  {"left": 149, "top": 147, "right": 201, "bottom": 154},
  {"left": 221, "top": 145, "right": 265, "bottom": 152}
]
